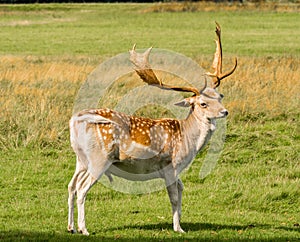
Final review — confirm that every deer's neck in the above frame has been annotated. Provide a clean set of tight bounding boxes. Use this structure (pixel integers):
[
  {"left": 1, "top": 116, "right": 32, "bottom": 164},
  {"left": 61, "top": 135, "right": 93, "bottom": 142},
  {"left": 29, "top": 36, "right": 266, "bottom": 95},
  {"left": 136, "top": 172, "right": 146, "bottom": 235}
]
[{"left": 176, "top": 109, "right": 215, "bottom": 170}]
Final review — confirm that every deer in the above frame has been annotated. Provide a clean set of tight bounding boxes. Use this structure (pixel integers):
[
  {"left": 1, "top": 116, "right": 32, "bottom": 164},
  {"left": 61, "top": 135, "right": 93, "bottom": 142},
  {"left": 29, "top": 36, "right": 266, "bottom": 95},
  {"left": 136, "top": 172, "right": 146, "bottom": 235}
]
[{"left": 67, "top": 22, "right": 237, "bottom": 235}]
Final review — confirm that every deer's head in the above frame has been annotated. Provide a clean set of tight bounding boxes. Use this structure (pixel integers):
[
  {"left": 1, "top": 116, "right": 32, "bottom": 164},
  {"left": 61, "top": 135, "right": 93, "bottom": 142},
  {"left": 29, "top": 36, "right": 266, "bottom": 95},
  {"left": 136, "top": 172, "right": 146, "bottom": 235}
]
[
  {"left": 174, "top": 87, "right": 228, "bottom": 120},
  {"left": 130, "top": 22, "right": 237, "bottom": 121}
]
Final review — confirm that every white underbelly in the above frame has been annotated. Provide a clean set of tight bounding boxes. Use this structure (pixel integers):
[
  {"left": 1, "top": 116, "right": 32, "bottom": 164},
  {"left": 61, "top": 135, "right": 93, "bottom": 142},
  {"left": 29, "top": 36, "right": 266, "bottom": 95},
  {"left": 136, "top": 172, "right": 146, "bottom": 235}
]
[{"left": 107, "top": 158, "right": 172, "bottom": 181}]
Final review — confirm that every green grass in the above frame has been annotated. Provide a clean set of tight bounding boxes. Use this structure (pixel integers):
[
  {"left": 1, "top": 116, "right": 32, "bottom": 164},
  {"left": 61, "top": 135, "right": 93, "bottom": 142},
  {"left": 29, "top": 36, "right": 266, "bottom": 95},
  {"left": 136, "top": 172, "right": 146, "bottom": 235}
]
[
  {"left": 1, "top": 116, "right": 299, "bottom": 241},
  {"left": 0, "top": 3, "right": 299, "bottom": 57},
  {"left": 0, "top": 3, "right": 300, "bottom": 241}
]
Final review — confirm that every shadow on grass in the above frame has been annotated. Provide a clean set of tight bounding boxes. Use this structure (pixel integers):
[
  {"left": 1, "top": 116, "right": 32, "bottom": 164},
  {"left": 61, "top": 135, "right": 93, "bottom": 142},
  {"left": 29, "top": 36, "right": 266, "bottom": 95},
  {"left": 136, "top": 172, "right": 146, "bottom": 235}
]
[
  {"left": 108, "top": 221, "right": 300, "bottom": 232},
  {"left": 120, "top": 221, "right": 258, "bottom": 231},
  {"left": 1, "top": 223, "right": 299, "bottom": 242}
]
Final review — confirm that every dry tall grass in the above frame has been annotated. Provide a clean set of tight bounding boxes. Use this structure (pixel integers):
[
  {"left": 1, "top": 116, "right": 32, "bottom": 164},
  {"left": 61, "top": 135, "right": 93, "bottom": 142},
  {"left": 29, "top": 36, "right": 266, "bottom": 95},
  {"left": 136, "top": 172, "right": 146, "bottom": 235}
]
[
  {"left": 0, "top": 56, "right": 94, "bottom": 149},
  {"left": 0, "top": 55, "right": 299, "bottom": 149},
  {"left": 210, "top": 57, "right": 300, "bottom": 118}
]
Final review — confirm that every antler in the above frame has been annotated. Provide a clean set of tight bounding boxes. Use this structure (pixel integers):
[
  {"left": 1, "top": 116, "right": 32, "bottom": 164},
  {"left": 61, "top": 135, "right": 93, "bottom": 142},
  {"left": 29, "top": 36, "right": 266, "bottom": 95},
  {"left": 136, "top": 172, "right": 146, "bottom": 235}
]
[
  {"left": 130, "top": 44, "right": 201, "bottom": 96},
  {"left": 206, "top": 22, "right": 237, "bottom": 88}
]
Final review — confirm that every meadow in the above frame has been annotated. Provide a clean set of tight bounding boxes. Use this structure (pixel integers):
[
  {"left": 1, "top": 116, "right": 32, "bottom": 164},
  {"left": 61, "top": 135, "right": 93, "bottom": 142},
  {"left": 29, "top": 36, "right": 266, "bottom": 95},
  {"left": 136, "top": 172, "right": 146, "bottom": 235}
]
[{"left": 0, "top": 2, "right": 299, "bottom": 241}]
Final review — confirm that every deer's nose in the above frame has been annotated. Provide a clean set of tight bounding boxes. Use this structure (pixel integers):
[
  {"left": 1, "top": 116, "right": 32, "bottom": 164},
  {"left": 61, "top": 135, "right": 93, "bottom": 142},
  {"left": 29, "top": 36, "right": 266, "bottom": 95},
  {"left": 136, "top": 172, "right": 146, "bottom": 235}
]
[{"left": 220, "top": 110, "right": 229, "bottom": 117}]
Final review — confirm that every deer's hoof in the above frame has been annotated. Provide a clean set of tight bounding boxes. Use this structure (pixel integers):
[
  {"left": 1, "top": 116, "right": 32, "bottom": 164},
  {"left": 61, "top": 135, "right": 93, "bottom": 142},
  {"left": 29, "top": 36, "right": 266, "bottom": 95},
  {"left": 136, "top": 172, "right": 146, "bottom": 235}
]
[
  {"left": 79, "top": 228, "right": 89, "bottom": 236},
  {"left": 67, "top": 225, "right": 77, "bottom": 234},
  {"left": 174, "top": 226, "right": 185, "bottom": 233}
]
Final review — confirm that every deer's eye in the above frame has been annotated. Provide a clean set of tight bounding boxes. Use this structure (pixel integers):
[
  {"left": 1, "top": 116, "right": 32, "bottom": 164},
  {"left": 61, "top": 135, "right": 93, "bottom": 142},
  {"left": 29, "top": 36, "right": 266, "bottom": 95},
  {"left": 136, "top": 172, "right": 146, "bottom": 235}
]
[{"left": 200, "top": 102, "right": 207, "bottom": 108}]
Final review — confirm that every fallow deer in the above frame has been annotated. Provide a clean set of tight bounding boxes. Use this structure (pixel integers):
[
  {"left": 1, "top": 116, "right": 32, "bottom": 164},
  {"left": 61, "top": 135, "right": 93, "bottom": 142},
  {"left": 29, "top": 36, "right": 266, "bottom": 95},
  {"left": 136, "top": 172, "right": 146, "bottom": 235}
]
[{"left": 68, "top": 22, "right": 237, "bottom": 235}]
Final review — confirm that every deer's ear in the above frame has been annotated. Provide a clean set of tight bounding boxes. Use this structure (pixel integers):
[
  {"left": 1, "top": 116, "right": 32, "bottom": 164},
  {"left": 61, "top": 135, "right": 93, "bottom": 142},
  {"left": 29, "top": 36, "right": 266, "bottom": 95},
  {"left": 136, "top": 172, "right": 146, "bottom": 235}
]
[{"left": 174, "top": 97, "right": 196, "bottom": 107}]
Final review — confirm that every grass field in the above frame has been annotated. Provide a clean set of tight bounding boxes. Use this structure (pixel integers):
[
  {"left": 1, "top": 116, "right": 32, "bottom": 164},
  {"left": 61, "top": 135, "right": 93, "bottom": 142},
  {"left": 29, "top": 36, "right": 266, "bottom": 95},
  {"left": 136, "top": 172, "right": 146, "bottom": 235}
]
[{"left": 0, "top": 3, "right": 299, "bottom": 241}]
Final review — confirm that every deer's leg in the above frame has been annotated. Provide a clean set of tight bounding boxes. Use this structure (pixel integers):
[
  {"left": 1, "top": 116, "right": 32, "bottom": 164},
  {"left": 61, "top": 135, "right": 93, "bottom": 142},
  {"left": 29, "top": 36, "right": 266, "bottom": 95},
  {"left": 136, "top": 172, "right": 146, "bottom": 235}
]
[
  {"left": 68, "top": 173, "right": 77, "bottom": 233},
  {"left": 76, "top": 151, "right": 112, "bottom": 236},
  {"left": 76, "top": 170, "right": 97, "bottom": 236},
  {"left": 166, "top": 179, "right": 185, "bottom": 233},
  {"left": 177, "top": 179, "right": 184, "bottom": 221},
  {"left": 68, "top": 157, "right": 85, "bottom": 234}
]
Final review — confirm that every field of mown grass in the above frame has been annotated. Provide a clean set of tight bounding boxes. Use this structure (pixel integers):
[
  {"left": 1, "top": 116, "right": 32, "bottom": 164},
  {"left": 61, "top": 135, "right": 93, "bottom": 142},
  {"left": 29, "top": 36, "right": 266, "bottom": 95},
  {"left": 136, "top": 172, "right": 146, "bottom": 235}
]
[{"left": 0, "top": 3, "right": 299, "bottom": 241}]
